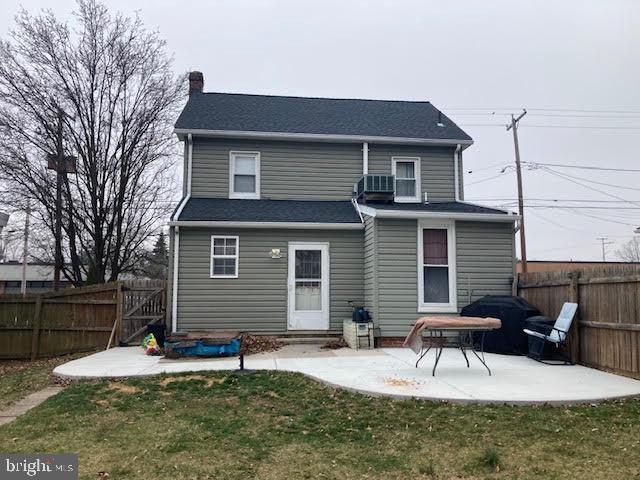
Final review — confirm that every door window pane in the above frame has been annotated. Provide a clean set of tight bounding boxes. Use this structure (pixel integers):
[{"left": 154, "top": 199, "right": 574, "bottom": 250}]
[
  {"left": 423, "top": 229, "right": 448, "bottom": 265},
  {"left": 424, "top": 266, "right": 449, "bottom": 303},
  {"left": 295, "top": 250, "right": 321, "bottom": 279},
  {"left": 295, "top": 281, "right": 322, "bottom": 310}
]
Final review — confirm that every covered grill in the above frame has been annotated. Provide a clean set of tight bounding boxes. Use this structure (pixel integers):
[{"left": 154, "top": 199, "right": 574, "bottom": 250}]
[{"left": 461, "top": 295, "right": 541, "bottom": 355}]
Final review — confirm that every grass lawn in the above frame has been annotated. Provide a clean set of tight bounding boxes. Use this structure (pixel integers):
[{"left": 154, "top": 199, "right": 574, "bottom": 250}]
[
  {"left": 0, "top": 353, "right": 90, "bottom": 411},
  {"left": 0, "top": 370, "right": 639, "bottom": 480}
]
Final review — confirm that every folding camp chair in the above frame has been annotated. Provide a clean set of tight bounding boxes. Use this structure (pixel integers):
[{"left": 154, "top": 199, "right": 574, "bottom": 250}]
[{"left": 523, "top": 302, "right": 578, "bottom": 365}]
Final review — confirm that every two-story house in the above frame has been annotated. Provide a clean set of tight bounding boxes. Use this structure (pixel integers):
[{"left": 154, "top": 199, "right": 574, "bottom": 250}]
[{"left": 167, "top": 71, "right": 518, "bottom": 342}]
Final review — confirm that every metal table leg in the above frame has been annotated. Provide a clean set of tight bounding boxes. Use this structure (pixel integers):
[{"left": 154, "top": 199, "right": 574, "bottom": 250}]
[{"left": 470, "top": 330, "right": 492, "bottom": 376}]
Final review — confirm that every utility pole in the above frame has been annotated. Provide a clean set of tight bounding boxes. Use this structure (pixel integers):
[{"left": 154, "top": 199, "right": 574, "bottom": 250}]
[
  {"left": 507, "top": 109, "right": 528, "bottom": 273},
  {"left": 46, "top": 107, "right": 77, "bottom": 291},
  {"left": 53, "top": 106, "right": 64, "bottom": 291},
  {"left": 21, "top": 201, "right": 30, "bottom": 296},
  {"left": 597, "top": 237, "right": 614, "bottom": 261}
]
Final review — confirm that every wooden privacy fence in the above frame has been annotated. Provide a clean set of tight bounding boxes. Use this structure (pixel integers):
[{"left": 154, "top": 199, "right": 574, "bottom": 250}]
[
  {"left": 120, "top": 279, "right": 166, "bottom": 344},
  {"left": 518, "top": 265, "right": 640, "bottom": 379},
  {"left": 0, "top": 282, "right": 123, "bottom": 360},
  {"left": 0, "top": 280, "right": 167, "bottom": 360}
]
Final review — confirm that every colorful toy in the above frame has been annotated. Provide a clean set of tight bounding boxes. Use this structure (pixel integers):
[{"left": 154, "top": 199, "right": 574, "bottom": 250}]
[{"left": 141, "top": 333, "right": 161, "bottom": 356}]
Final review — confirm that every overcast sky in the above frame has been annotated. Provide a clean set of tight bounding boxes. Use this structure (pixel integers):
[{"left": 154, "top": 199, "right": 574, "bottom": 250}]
[{"left": 2, "top": 0, "right": 639, "bottom": 261}]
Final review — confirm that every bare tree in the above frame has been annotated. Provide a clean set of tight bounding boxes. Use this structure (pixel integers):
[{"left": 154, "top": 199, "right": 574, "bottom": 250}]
[
  {"left": 0, "top": 0, "right": 184, "bottom": 284},
  {"left": 615, "top": 237, "right": 640, "bottom": 262}
]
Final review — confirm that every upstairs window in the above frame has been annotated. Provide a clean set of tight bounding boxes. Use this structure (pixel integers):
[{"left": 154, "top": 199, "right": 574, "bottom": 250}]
[
  {"left": 392, "top": 157, "right": 421, "bottom": 202},
  {"left": 229, "top": 151, "right": 260, "bottom": 199}
]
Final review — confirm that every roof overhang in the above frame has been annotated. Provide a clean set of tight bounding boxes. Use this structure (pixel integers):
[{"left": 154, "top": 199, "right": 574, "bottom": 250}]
[
  {"left": 174, "top": 128, "right": 473, "bottom": 149},
  {"left": 169, "top": 220, "right": 364, "bottom": 230},
  {"left": 358, "top": 205, "right": 520, "bottom": 222}
]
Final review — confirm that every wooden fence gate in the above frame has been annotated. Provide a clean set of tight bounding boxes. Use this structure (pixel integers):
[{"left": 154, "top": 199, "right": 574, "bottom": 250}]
[{"left": 120, "top": 280, "right": 166, "bottom": 344}]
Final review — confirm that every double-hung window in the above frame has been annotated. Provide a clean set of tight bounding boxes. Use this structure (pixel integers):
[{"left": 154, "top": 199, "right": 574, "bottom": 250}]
[
  {"left": 210, "top": 236, "right": 239, "bottom": 278},
  {"left": 418, "top": 222, "right": 456, "bottom": 312},
  {"left": 229, "top": 151, "right": 260, "bottom": 199},
  {"left": 392, "top": 157, "right": 421, "bottom": 203}
]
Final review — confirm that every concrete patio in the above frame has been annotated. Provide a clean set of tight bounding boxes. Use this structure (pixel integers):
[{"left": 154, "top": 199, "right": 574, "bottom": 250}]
[{"left": 53, "top": 345, "right": 640, "bottom": 405}]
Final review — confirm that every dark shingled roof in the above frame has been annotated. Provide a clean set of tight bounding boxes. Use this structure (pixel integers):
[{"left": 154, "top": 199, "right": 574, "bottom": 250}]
[
  {"left": 177, "top": 197, "right": 362, "bottom": 224},
  {"left": 367, "top": 202, "right": 511, "bottom": 215},
  {"left": 175, "top": 92, "right": 472, "bottom": 142}
]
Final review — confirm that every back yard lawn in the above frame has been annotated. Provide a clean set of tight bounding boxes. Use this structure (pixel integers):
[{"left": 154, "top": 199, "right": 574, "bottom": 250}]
[
  {"left": 0, "top": 370, "right": 638, "bottom": 480},
  {"left": 0, "top": 354, "right": 89, "bottom": 411}
]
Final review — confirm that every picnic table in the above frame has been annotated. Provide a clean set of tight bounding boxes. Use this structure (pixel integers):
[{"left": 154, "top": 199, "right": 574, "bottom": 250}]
[{"left": 403, "top": 316, "right": 501, "bottom": 376}]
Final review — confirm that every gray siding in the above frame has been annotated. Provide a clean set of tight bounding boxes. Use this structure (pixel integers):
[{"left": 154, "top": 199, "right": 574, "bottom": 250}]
[
  {"left": 371, "top": 218, "right": 515, "bottom": 336},
  {"left": 363, "top": 216, "right": 378, "bottom": 321},
  {"left": 375, "top": 218, "right": 418, "bottom": 336},
  {"left": 368, "top": 144, "right": 456, "bottom": 202},
  {"left": 456, "top": 221, "right": 515, "bottom": 304},
  {"left": 190, "top": 138, "right": 363, "bottom": 200},
  {"left": 174, "top": 228, "right": 363, "bottom": 333}
]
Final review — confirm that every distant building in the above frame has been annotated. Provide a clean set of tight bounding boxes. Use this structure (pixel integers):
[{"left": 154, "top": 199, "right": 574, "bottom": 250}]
[
  {"left": 516, "top": 260, "right": 640, "bottom": 273},
  {"left": 0, "top": 212, "right": 8, "bottom": 234},
  {"left": 0, "top": 262, "right": 74, "bottom": 294}
]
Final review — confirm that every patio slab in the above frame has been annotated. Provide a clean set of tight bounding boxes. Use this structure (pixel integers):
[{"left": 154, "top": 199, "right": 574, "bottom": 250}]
[{"left": 53, "top": 345, "right": 640, "bottom": 405}]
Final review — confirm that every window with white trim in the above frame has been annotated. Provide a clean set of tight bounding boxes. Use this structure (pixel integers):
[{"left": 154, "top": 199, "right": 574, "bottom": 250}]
[
  {"left": 229, "top": 151, "right": 260, "bottom": 199},
  {"left": 418, "top": 223, "right": 457, "bottom": 312},
  {"left": 210, "top": 236, "right": 239, "bottom": 278},
  {"left": 392, "top": 157, "right": 421, "bottom": 202}
]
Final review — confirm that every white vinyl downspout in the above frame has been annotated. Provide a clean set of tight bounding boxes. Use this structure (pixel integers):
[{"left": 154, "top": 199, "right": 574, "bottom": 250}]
[
  {"left": 171, "top": 133, "right": 193, "bottom": 332},
  {"left": 171, "top": 226, "right": 180, "bottom": 332},
  {"left": 362, "top": 142, "right": 369, "bottom": 174},
  {"left": 454, "top": 144, "right": 461, "bottom": 202}
]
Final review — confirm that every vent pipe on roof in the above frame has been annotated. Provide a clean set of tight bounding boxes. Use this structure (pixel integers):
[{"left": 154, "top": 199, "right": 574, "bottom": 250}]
[{"left": 188, "top": 71, "right": 204, "bottom": 95}]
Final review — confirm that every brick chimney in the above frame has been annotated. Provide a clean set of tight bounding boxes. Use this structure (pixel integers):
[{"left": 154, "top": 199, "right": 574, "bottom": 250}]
[{"left": 188, "top": 71, "right": 204, "bottom": 95}]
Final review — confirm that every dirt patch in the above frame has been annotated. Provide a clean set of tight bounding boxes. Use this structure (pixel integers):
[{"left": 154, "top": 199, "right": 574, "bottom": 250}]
[
  {"left": 321, "top": 338, "right": 348, "bottom": 350},
  {"left": 159, "top": 374, "right": 226, "bottom": 388},
  {"left": 384, "top": 377, "right": 421, "bottom": 388},
  {"left": 108, "top": 383, "right": 140, "bottom": 394},
  {"left": 241, "top": 335, "right": 284, "bottom": 355}
]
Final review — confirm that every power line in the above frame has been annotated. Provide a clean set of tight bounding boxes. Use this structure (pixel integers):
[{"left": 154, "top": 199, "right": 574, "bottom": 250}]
[
  {"left": 541, "top": 166, "right": 640, "bottom": 192},
  {"left": 465, "top": 171, "right": 510, "bottom": 186},
  {"left": 540, "top": 168, "right": 640, "bottom": 209},
  {"left": 444, "top": 106, "right": 640, "bottom": 114},
  {"left": 525, "top": 162, "right": 640, "bottom": 173},
  {"left": 459, "top": 124, "right": 640, "bottom": 130},
  {"left": 466, "top": 198, "right": 640, "bottom": 203}
]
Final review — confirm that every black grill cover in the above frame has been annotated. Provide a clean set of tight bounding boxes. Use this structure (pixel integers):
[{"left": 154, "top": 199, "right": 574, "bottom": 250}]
[{"left": 461, "top": 295, "right": 541, "bottom": 355}]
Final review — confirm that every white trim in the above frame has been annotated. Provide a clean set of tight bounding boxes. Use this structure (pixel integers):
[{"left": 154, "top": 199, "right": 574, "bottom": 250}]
[
  {"left": 351, "top": 198, "right": 364, "bottom": 223},
  {"left": 171, "top": 134, "right": 193, "bottom": 221},
  {"left": 392, "top": 156, "right": 421, "bottom": 203},
  {"left": 174, "top": 128, "right": 474, "bottom": 148},
  {"left": 417, "top": 220, "right": 457, "bottom": 313},
  {"left": 210, "top": 235, "right": 240, "bottom": 279},
  {"left": 169, "top": 220, "right": 364, "bottom": 229},
  {"left": 229, "top": 151, "right": 261, "bottom": 199},
  {"left": 171, "top": 226, "right": 180, "bottom": 332},
  {"left": 287, "top": 242, "right": 330, "bottom": 331},
  {"left": 362, "top": 142, "right": 369, "bottom": 174},
  {"left": 357, "top": 204, "right": 519, "bottom": 222},
  {"left": 454, "top": 144, "right": 461, "bottom": 202}
]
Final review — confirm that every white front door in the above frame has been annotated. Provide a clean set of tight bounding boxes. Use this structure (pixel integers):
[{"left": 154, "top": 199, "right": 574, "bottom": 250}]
[{"left": 288, "top": 242, "right": 330, "bottom": 330}]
